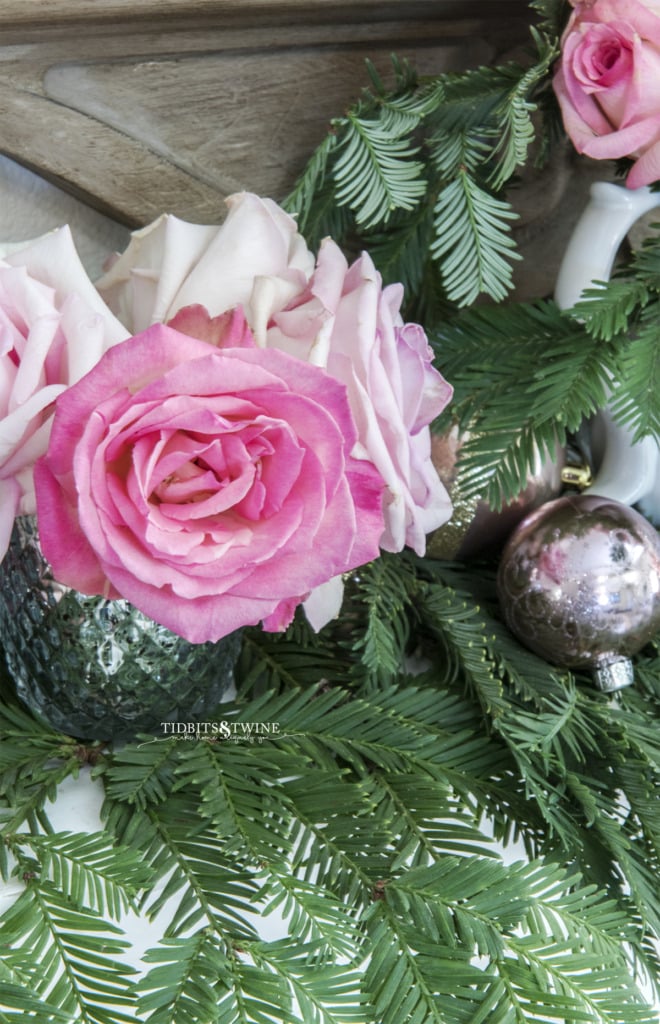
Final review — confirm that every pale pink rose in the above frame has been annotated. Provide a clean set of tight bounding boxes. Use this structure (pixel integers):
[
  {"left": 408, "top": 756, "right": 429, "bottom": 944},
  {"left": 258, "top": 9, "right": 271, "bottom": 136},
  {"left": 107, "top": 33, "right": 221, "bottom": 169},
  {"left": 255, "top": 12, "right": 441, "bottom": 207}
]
[
  {"left": 0, "top": 228, "right": 127, "bottom": 561},
  {"left": 553, "top": 0, "right": 660, "bottom": 187},
  {"left": 34, "top": 322, "right": 385, "bottom": 644},
  {"left": 264, "top": 241, "right": 454, "bottom": 556},
  {"left": 96, "top": 192, "right": 316, "bottom": 336}
]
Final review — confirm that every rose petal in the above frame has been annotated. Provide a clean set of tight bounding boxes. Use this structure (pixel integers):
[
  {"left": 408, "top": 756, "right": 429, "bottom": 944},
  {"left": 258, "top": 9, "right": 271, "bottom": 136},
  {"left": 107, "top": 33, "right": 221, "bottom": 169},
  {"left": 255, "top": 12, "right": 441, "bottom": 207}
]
[
  {"left": 0, "top": 475, "right": 21, "bottom": 562},
  {"left": 96, "top": 215, "right": 218, "bottom": 332},
  {"left": 166, "top": 304, "right": 257, "bottom": 349},
  {"left": 302, "top": 576, "right": 345, "bottom": 632}
]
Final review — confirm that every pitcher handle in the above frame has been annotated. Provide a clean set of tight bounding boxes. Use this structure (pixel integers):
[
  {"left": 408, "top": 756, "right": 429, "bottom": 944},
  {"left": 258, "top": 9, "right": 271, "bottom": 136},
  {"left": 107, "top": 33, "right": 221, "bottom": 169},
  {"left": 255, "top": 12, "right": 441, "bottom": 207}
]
[{"left": 554, "top": 182, "right": 660, "bottom": 513}]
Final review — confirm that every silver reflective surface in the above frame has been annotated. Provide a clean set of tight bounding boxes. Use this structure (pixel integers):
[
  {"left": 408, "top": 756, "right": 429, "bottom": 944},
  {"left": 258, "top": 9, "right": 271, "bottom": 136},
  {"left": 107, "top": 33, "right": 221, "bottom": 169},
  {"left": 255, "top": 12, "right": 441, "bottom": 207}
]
[
  {"left": 497, "top": 495, "right": 660, "bottom": 689},
  {"left": 0, "top": 516, "right": 240, "bottom": 740}
]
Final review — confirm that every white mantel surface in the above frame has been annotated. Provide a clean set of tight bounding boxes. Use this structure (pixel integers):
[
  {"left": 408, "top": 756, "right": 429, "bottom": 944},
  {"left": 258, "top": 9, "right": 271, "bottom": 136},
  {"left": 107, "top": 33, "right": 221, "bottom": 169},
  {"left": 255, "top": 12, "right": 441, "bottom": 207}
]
[{"left": 0, "top": 153, "right": 128, "bottom": 275}]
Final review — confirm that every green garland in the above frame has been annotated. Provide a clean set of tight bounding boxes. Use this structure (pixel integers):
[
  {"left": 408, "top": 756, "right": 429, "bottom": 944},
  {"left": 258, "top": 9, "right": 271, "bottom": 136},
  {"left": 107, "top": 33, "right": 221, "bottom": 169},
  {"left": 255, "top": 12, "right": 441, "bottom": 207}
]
[{"left": 4, "top": 1, "right": 660, "bottom": 1021}]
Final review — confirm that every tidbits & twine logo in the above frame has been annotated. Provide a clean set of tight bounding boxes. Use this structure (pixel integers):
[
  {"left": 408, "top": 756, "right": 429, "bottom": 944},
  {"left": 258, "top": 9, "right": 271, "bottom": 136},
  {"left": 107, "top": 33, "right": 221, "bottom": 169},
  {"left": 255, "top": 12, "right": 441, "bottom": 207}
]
[{"left": 160, "top": 720, "right": 281, "bottom": 743}]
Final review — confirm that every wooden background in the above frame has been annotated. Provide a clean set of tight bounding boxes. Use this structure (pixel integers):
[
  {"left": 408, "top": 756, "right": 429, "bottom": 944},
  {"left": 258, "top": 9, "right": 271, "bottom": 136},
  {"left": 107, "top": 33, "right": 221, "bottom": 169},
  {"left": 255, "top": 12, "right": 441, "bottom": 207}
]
[
  {"left": 0, "top": 0, "right": 532, "bottom": 225},
  {"left": 0, "top": 0, "right": 604, "bottom": 298}
]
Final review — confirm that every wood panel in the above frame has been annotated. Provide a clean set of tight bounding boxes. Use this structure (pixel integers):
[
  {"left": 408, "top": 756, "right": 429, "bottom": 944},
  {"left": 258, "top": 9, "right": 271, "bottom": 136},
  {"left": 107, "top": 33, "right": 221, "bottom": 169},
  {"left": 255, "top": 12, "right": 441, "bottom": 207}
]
[
  {"left": 0, "top": 1, "right": 530, "bottom": 33},
  {"left": 0, "top": 0, "right": 532, "bottom": 226}
]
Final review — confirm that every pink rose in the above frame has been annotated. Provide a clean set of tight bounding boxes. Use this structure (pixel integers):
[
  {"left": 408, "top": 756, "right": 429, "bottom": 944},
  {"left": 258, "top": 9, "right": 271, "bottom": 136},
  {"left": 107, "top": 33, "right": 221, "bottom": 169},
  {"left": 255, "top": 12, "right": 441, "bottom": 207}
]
[
  {"left": 0, "top": 228, "right": 127, "bottom": 561},
  {"left": 34, "top": 323, "right": 385, "bottom": 644},
  {"left": 553, "top": 0, "right": 660, "bottom": 188},
  {"left": 264, "top": 241, "right": 454, "bottom": 555}
]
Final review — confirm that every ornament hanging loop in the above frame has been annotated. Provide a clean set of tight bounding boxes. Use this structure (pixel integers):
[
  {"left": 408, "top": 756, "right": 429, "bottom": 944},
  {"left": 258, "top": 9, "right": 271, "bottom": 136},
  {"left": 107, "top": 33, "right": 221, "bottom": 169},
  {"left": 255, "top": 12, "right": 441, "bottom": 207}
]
[{"left": 593, "top": 658, "right": 634, "bottom": 694}]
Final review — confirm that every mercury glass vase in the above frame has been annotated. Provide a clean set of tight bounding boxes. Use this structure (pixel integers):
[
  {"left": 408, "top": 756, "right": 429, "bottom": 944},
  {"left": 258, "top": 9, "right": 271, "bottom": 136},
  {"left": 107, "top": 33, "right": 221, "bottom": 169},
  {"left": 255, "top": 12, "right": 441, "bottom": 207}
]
[{"left": 0, "top": 516, "right": 241, "bottom": 741}]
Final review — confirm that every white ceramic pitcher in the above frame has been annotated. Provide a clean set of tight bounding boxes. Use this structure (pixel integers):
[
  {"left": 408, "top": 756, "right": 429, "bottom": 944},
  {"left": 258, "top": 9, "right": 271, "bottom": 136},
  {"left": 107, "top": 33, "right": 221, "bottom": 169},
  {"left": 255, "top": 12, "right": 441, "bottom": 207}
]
[{"left": 554, "top": 181, "right": 660, "bottom": 523}]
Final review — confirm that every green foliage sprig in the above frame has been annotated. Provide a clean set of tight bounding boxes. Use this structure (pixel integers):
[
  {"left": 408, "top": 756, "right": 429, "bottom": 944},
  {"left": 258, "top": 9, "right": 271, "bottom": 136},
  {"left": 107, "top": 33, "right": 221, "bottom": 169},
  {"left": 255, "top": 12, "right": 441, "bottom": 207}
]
[{"left": 283, "top": 31, "right": 558, "bottom": 312}]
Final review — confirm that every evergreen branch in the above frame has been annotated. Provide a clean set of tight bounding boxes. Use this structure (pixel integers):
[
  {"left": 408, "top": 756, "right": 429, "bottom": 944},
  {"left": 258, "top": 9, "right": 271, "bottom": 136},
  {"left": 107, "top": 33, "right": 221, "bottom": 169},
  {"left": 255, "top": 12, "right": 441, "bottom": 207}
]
[
  {"left": 608, "top": 308, "right": 660, "bottom": 442},
  {"left": 282, "top": 45, "right": 559, "bottom": 309},
  {"left": 359, "top": 203, "right": 436, "bottom": 299},
  {"left": 430, "top": 300, "right": 619, "bottom": 506},
  {"left": 529, "top": 0, "right": 572, "bottom": 37},
  {"left": 245, "top": 684, "right": 517, "bottom": 879},
  {"left": 428, "top": 125, "right": 485, "bottom": 180},
  {"left": 0, "top": 701, "right": 86, "bottom": 847},
  {"left": 0, "top": 880, "right": 138, "bottom": 1024},
  {"left": 284, "top": 48, "right": 426, "bottom": 234},
  {"left": 412, "top": 566, "right": 612, "bottom": 845},
  {"left": 0, "top": 982, "right": 73, "bottom": 1023},
  {"left": 365, "top": 897, "right": 476, "bottom": 1024},
  {"left": 348, "top": 556, "right": 417, "bottom": 686},
  {"left": 414, "top": 561, "right": 660, "bottom": 974},
  {"left": 101, "top": 781, "right": 263, "bottom": 941},
  {"left": 235, "top": 675, "right": 518, "bottom": 833},
  {"left": 18, "top": 831, "right": 152, "bottom": 920},
  {"left": 452, "top": 421, "right": 563, "bottom": 513},
  {"left": 289, "top": 181, "right": 355, "bottom": 254},
  {"left": 431, "top": 171, "right": 520, "bottom": 306},
  {"left": 562, "top": 772, "right": 660, "bottom": 945},
  {"left": 559, "top": 236, "right": 660, "bottom": 443},
  {"left": 362, "top": 55, "right": 438, "bottom": 118},
  {"left": 214, "top": 950, "right": 293, "bottom": 1024},
  {"left": 500, "top": 933, "right": 655, "bottom": 1024},
  {"left": 101, "top": 738, "right": 180, "bottom": 809},
  {"left": 427, "top": 43, "right": 556, "bottom": 192},
  {"left": 332, "top": 113, "right": 427, "bottom": 229},
  {"left": 247, "top": 938, "right": 368, "bottom": 1024},
  {"left": 103, "top": 700, "right": 390, "bottom": 913},
  {"left": 249, "top": 682, "right": 499, "bottom": 780},
  {"left": 571, "top": 279, "right": 651, "bottom": 341},
  {"left": 234, "top": 619, "right": 351, "bottom": 698},
  {"left": 377, "top": 858, "right": 655, "bottom": 1024},
  {"left": 281, "top": 133, "right": 340, "bottom": 231},
  {"left": 136, "top": 930, "right": 232, "bottom": 1024},
  {"left": 0, "top": 756, "right": 82, "bottom": 846},
  {"left": 145, "top": 815, "right": 263, "bottom": 942},
  {"left": 171, "top": 740, "right": 299, "bottom": 864},
  {"left": 0, "top": 698, "right": 78, "bottom": 767},
  {"left": 366, "top": 773, "right": 496, "bottom": 871},
  {"left": 283, "top": 769, "right": 392, "bottom": 906},
  {"left": 429, "top": 64, "right": 530, "bottom": 135},
  {"left": 625, "top": 227, "right": 660, "bottom": 281},
  {"left": 256, "top": 871, "right": 366, "bottom": 964},
  {"left": 488, "top": 36, "right": 559, "bottom": 190},
  {"left": 99, "top": 796, "right": 177, "bottom": 900}
]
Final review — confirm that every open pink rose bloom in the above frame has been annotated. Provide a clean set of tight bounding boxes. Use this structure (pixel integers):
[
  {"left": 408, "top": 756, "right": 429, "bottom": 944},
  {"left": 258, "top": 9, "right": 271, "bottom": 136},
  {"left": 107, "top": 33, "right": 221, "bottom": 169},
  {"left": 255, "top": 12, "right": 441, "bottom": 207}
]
[
  {"left": 2, "top": 192, "right": 453, "bottom": 642},
  {"left": 553, "top": 0, "right": 660, "bottom": 188},
  {"left": 36, "top": 324, "right": 386, "bottom": 643}
]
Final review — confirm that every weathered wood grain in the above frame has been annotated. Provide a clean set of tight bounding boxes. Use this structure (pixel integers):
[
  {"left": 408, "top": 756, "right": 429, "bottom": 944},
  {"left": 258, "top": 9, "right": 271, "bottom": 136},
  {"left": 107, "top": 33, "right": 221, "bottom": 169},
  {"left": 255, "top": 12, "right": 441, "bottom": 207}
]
[
  {"left": 0, "top": 1, "right": 531, "bottom": 225},
  {"left": 0, "top": 1, "right": 529, "bottom": 31}
]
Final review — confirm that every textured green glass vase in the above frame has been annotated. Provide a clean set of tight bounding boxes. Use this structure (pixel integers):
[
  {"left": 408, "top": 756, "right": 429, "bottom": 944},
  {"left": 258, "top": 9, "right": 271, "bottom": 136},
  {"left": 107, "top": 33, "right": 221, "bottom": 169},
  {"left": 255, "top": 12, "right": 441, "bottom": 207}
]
[{"left": 0, "top": 517, "right": 241, "bottom": 741}]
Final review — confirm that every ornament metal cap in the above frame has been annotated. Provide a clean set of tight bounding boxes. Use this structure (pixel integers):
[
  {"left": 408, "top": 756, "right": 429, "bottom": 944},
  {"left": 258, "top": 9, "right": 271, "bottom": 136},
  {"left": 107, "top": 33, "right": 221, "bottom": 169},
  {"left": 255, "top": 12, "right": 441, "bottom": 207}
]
[{"left": 593, "top": 658, "right": 634, "bottom": 693}]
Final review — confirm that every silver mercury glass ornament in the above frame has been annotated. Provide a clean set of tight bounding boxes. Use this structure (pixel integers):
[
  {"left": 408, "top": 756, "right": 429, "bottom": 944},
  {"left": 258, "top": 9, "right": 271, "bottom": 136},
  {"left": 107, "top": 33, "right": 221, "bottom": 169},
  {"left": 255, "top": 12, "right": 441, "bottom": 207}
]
[{"left": 497, "top": 494, "right": 660, "bottom": 692}]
